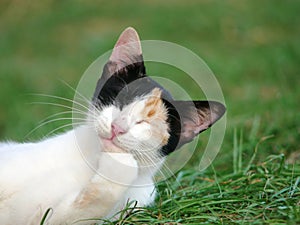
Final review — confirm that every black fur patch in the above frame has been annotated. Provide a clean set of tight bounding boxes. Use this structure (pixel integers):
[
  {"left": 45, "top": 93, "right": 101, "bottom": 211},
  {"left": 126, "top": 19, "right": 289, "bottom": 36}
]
[
  {"left": 160, "top": 100, "right": 181, "bottom": 156},
  {"left": 93, "top": 58, "right": 173, "bottom": 109},
  {"left": 93, "top": 60, "right": 146, "bottom": 107}
]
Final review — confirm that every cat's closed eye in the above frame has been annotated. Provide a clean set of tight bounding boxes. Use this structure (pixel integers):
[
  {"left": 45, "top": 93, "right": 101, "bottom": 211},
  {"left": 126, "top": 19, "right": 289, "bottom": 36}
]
[{"left": 135, "top": 120, "right": 147, "bottom": 125}]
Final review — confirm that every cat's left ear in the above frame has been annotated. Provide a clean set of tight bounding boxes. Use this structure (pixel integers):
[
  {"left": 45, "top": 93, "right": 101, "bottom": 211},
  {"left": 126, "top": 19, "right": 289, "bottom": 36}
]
[
  {"left": 93, "top": 27, "right": 146, "bottom": 104},
  {"left": 102, "top": 27, "right": 145, "bottom": 81},
  {"left": 171, "top": 101, "right": 226, "bottom": 149}
]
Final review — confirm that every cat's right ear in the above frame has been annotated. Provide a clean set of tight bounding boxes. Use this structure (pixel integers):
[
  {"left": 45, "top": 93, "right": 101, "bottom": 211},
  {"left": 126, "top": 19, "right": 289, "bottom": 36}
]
[
  {"left": 162, "top": 100, "right": 226, "bottom": 154},
  {"left": 176, "top": 101, "right": 226, "bottom": 148},
  {"left": 101, "top": 27, "right": 145, "bottom": 82}
]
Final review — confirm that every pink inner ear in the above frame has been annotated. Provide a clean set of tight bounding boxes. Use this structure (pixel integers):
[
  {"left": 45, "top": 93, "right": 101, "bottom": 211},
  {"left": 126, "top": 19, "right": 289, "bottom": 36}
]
[
  {"left": 114, "top": 28, "right": 140, "bottom": 48},
  {"left": 182, "top": 119, "right": 210, "bottom": 139},
  {"left": 110, "top": 27, "right": 142, "bottom": 63}
]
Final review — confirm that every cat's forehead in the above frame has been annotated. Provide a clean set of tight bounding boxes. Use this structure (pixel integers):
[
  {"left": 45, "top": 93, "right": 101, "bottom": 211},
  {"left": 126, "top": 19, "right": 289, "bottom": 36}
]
[
  {"left": 119, "top": 77, "right": 172, "bottom": 103},
  {"left": 122, "top": 88, "right": 162, "bottom": 110},
  {"left": 97, "top": 74, "right": 173, "bottom": 109}
]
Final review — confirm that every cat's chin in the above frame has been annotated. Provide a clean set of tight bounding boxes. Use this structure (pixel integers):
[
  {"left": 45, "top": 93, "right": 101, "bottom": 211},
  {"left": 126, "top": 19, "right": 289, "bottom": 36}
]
[{"left": 100, "top": 137, "right": 127, "bottom": 153}]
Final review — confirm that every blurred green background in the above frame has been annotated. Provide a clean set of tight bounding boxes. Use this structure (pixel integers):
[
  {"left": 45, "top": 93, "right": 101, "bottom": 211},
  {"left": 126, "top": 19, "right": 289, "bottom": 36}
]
[{"left": 0, "top": 0, "right": 299, "bottom": 170}]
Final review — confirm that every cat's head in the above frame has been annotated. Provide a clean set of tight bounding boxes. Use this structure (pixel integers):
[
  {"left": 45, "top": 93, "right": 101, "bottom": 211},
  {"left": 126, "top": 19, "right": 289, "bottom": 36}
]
[{"left": 90, "top": 27, "right": 225, "bottom": 163}]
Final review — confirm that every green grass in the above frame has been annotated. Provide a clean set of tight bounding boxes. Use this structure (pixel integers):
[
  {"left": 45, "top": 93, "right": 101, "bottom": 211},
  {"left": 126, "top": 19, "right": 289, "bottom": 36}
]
[
  {"left": 1, "top": 0, "right": 300, "bottom": 224},
  {"left": 113, "top": 156, "right": 300, "bottom": 224}
]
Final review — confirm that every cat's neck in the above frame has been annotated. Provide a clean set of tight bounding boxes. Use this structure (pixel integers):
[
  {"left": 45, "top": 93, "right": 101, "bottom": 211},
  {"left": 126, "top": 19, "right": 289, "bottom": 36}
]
[{"left": 47, "top": 125, "right": 163, "bottom": 177}]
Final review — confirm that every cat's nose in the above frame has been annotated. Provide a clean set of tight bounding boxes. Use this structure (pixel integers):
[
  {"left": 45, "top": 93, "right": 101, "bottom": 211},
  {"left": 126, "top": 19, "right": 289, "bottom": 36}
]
[{"left": 111, "top": 123, "right": 126, "bottom": 138}]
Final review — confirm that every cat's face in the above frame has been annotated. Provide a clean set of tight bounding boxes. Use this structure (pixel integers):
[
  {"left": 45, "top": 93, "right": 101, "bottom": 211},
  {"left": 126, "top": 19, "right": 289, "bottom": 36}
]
[
  {"left": 90, "top": 27, "right": 225, "bottom": 162},
  {"left": 92, "top": 88, "right": 170, "bottom": 163}
]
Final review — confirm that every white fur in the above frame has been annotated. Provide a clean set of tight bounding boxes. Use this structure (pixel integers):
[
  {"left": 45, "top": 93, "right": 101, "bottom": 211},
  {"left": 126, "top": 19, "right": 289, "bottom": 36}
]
[{"left": 0, "top": 94, "right": 167, "bottom": 224}]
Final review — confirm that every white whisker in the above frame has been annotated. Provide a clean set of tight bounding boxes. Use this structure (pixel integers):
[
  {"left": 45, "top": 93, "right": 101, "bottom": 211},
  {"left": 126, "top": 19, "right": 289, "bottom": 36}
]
[
  {"left": 58, "top": 79, "right": 92, "bottom": 106},
  {"left": 30, "top": 93, "right": 90, "bottom": 112},
  {"left": 44, "top": 122, "right": 87, "bottom": 138}
]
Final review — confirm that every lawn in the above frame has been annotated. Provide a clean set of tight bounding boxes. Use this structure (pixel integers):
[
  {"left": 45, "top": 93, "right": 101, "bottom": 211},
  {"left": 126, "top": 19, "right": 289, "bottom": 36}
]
[{"left": 0, "top": 0, "right": 299, "bottom": 224}]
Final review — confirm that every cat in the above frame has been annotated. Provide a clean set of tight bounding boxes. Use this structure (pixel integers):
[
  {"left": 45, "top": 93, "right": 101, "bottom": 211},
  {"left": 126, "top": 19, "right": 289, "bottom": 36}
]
[{"left": 0, "top": 27, "right": 226, "bottom": 225}]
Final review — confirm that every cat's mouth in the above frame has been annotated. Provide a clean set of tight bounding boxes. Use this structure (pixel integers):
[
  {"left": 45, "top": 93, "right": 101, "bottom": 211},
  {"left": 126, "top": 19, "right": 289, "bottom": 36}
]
[{"left": 100, "top": 136, "right": 126, "bottom": 153}]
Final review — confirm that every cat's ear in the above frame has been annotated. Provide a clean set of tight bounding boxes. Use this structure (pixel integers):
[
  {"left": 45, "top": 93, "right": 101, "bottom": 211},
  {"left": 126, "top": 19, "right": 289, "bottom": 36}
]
[
  {"left": 172, "top": 101, "right": 226, "bottom": 149},
  {"left": 102, "top": 27, "right": 145, "bottom": 80},
  {"left": 93, "top": 27, "right": 146, "bottom": 105},
  {"left": 110, "top": 27, "right": 142, "bottom": 66}
]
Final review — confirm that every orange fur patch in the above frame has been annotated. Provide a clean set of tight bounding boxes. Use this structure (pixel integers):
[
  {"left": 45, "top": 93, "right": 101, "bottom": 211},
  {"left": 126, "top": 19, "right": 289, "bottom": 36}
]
[
  {"left": 73, "top": 183, "right": 100, "bottom": 208},
  {"left": 147, "top": 109, "right": 156, "bottom": 117},
  {"left": 140, "top": 88, "right": 170, "bottom": 146},
  {"left": 145, "top": 88, "right": 161, "bottom": 106},
  {"left": 161, "top": 134, "right": 169, "bottom": 145},
  {"left": 142, "top": 88, "right": 167, "bottom": 121}
]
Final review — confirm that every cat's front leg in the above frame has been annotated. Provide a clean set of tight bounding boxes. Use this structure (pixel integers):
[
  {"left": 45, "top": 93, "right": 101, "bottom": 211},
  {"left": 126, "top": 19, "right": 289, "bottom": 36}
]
[{"left": 73, "top": 152, "right": 138, "bottom": 216}]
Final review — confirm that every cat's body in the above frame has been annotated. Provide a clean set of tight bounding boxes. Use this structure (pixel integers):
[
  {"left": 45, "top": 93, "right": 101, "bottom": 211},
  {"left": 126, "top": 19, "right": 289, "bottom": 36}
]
[
  {"left": 0, "top": 27, "right": 225, "bottom": 224},
  {"left": 0, "top": 126, "right": 155, "bottom": 224}
]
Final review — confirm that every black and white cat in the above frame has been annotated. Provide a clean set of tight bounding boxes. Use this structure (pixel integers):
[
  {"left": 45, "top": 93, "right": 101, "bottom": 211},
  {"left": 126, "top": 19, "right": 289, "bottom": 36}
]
[{"left": 0, "top": 27, "right": 225, "bottom": 224}]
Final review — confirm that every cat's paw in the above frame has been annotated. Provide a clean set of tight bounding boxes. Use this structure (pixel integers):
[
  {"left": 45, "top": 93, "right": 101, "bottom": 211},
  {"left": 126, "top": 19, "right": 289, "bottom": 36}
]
[{"left": 95, "top": 152, "right": 138, "bottom": 185}]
